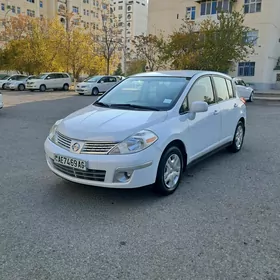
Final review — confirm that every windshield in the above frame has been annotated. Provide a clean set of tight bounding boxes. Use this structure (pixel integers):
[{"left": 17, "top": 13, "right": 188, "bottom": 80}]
[
  {"left": 33, "top": 74, "right": 48, "bottom": 79},
  {"left": 94, "top": 76, "right": 190, "bottom": 111},
  {"left": 0, "top": 74, "right": 9, "bottom": 80},
  {"left": 83, "top": 76, "right": 102, "bottom": 83}
]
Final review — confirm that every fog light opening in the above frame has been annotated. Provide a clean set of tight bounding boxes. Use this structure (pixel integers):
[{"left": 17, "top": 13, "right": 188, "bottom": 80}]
[{"left": 114, "top": 171, "right": 133, "bottom": 183}]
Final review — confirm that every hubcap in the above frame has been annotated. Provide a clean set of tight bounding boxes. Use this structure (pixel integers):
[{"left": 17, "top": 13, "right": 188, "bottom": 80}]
[
  {"left": 163, "top": 154, "right": 181, "bottom": 189},
  {"left": 251, "top": 93, "right": 253, "bottom": 101},
  {"left": 235, "top": 125, "right": 244, "bottom": 149}
]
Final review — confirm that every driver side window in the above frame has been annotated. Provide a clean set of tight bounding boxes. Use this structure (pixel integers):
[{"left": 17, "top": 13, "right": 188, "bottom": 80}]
[{"left": 180, "top": 76, "right": 215, "bottom": 114}]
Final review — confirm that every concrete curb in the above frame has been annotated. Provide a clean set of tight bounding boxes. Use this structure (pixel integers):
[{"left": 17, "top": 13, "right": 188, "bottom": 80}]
[{"left": 254, "top": 96, "right": 280, "bottom": 101}]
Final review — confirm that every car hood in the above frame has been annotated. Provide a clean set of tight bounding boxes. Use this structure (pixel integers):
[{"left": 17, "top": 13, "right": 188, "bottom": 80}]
[{"left": 57, "top": 105, "right": 168, "bottom": 142}]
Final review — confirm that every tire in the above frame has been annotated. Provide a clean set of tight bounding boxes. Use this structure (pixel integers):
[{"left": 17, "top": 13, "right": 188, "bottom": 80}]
[
  {"left": 154, "top": 146, "right": 183, "bottom": 195},
  {"left": 227, "top": 121, "right": 245, "bottom": 153},
  {"left": 39, "top": 85, "right": 46, "bottom": 92},
  {"left": 62, "top": 83, "right": 69, "bottom": 91},
  {"left": 18, "top": 84, "right": 25, "bottom": 91},
  {"left": 92, "top": 87, "right": 99, "bottom": 96},
  {"left": 248, "top": 91, "right": 254, "bottom": 102},
  {"left": 2, "top": 83, "right": 6, "bottom": 89}
]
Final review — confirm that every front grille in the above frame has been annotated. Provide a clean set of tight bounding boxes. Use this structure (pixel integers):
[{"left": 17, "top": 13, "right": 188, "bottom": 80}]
[
  {"left": 55, "top": 132, "right": 117, "bottom": 154},
  {"left": 81, "top": 142, "right": 116, "bottom": 154},
  {"left": 57, "top": 132, "right": 71, "bottom": 150},
  {"left": 52, "top": 160, "right": 106, "bottom": 182}
]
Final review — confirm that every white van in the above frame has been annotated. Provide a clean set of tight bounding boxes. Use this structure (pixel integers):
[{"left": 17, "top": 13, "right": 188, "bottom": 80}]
[{"left": 26, "top": 72, "right": 72, "bottom": 92}]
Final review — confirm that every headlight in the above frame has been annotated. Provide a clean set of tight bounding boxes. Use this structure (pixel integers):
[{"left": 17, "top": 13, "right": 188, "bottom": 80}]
[
  {"left": 48, "top": 119, "right": 63, "bottom": 142},
  {"left": 109, "top": 130, "right": 158, "bottom": 155}
]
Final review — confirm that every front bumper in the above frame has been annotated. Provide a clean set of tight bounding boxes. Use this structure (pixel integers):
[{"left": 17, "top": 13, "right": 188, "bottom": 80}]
[
  {"left": 44, "top": 138, "right": 161, "bottom": 188},
  {"left": 26, "top": 85, "right": 38, "bottom": 90},
  {"left": 75, "top": 88, "right": 91, "bottom": 95}
]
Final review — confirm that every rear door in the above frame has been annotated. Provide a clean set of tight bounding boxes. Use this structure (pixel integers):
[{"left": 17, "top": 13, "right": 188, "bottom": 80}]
[{"left": 212, "top": 76, "right": 239, "bottom": 143}]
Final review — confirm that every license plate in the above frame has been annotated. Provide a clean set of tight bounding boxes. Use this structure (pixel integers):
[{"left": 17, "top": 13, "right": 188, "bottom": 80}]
[{"left": 54, "top": 154, "right": 87, "bottom": 170}]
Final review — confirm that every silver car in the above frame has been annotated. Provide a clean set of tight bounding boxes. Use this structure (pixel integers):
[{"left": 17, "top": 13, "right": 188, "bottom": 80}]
[
  {"left": 233, "top": 78, "right": 254, "bottom": 102},
  {"left": 5, "top": 75, "right": 36, "bottom": 91},
  {"left": 75, "top": 75, "right": 119, "bottom": 96}
]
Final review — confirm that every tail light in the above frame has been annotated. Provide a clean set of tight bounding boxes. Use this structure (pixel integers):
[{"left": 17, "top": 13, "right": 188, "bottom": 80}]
[{"left": 240, "top": 97, "right": 246, "bottom": 104}]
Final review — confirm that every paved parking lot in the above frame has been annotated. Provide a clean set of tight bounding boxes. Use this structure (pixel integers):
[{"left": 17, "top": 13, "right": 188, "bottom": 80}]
[{"left": 1, "top": 90, "right": 280, "bottom": 280}]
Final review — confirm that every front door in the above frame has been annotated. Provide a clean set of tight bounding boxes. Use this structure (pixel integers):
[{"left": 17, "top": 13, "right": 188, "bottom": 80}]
[
  {"left": 45, "top": 73, "right": 58, "bottom": 89},
  {"left": 182, "top": 76, "right": 222, "bottom": 160}
]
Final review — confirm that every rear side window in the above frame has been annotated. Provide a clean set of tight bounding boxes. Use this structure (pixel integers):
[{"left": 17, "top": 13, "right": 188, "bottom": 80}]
[
  {"left": 55, "top": 73, "right": 64, "bottom": 78},
  {"left": 108, "top": 77, "right": 117, "bottom": 82},
  {"left": 62, "top": 73, "right": 69, "bottom": 78},
  {"left": 226, "top": 79, "right": 234, "bottom": 98},
  {"left": 212, "top": 76, "right": 229, "bottom": 102}
]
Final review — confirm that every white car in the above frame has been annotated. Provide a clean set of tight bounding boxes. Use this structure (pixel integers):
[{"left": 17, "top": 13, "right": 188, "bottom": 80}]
[
  {"left": 233, "top": 77, "right": 254, "bottom": 102},
  {"left": 0, "top": 74, "right": 26, "bottom": 90},
  {"left": 5, "top": 75, "right": 35, "bottom": 91},
  {"left": 0, "top": 92, "right": 3, "bottom": 109},
  {"left": 75, "top": 75, "right": 119, "bottom": 96},
  {"left": 26, "top": 72, "right": 71, "bottom": 92},
  {"left": 45, "top": 70, "right": 246, "bottom": 195}
]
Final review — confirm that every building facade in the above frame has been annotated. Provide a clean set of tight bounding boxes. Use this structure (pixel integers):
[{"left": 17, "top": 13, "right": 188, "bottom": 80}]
[
  {"left": 110, "top": 0, "right": 148, "bottom": 73},
  {"left": 148, "top": 0, "right": 280, "bottom": 90}
]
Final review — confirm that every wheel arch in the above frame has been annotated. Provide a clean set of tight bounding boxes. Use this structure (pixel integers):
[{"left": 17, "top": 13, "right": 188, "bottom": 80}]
[{"left": 161, "top": 139, "right": 188, "bottom": 172}]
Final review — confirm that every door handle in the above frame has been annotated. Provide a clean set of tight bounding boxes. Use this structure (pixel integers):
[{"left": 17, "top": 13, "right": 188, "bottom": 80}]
[
  {"left": 213, "top": 110, "right": 219, "bottom": 115},
  {"left": 234, "top": 103, "right": 238, "bottom": 107}
]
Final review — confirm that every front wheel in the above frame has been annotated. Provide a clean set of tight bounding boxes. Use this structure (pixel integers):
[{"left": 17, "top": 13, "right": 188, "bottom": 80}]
[
  {"left": 227, "top": 121, "right": 245, "bottom": 153},
  {"left": 18, "top": 84, "right": 25, "bottom": 91},
  {"left": 2, "top": 83, "right": 6, "bottom": 89},
  {"left": 92, "top": 87, "right": 99, "bottom": 96},
  {"left": 154, "top": 146, "right": 183, "bottom": 195},
  {"left": 39, "top": 85, "right": 46, "bottom": 92}
]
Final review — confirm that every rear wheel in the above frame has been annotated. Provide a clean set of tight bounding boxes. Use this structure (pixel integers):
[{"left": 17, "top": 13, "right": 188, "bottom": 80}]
[
  {"left": 62, "top": 83, "right": 69, "bottom": 91},
  {"left": 248, "top": 91, "right": 254, "bottom": 102},
  {"left": 18, "top": 84, "right": 25, "bottom": 91},
  {"left": 92, "top": 87, "right": 99, "bottom": 96},
  {"left": 227, "top": 121, "right": 245, "bottom": 153},
  {"left": 39, "top": 85, "right": 46, "bottom": 92},
  {"left": 154, "top": 146, "right": 183, "bottom": 195}
]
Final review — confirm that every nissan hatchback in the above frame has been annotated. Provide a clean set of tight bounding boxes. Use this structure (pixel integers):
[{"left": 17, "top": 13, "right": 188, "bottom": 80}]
[{"left": 45, "top": 70, "right": 246, "bottom": 195}]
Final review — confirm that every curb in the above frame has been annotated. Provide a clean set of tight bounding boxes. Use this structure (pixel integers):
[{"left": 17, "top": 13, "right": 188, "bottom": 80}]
[{"left": 254, "top": 96, "right": 280, "bottom": 101}]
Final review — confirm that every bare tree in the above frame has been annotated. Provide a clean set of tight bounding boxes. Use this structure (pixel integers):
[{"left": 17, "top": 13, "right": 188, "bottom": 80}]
[{"left": 93, "top": 3, "right": 123, "bottom": 75}]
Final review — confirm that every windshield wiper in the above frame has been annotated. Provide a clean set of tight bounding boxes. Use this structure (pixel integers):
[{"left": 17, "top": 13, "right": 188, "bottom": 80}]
[
  {"left": 109, "top": 103, "right": 160, "bottom": 111},
  {"left": 94, "top": 101, "right": 110, "bottom": 108}
]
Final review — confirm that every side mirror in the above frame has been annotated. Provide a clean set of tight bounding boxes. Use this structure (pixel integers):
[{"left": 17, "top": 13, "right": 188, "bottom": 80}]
[{"left": 190, "top": 101, "right": 208, "bottom": 113}]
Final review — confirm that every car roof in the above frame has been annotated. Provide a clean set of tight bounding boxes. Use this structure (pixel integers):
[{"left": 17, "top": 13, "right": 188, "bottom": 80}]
[{"left": 131, "top": 70, "right": 232, "bottom": 79}]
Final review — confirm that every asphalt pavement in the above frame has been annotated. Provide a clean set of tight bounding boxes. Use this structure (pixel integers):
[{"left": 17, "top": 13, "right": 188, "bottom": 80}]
[{"left": 1, "top": 91, "right": 280, "bottom": 280}]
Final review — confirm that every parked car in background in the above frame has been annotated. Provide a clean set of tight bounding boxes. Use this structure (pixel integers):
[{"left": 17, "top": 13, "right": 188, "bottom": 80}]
[
  {"left": 5, "top": 75, "right": 36, "bottom": 91},
  {"left": 26, "top": 72, "right": 71, "bottom": 92},
  {"left": 45, "top": 70, "right": 246, "bottom": 196},
  {"left": 75, "top": 75, "right": 119, "bottom": 96},
  {"left": 0, "top": 91, "right": 3, "bottom": 109},
  {"left": 233, "top": 77, "right": 254, "bottom": 102},
  {"left": 0, "top": 75, "right": 27, "bottom": 90}
]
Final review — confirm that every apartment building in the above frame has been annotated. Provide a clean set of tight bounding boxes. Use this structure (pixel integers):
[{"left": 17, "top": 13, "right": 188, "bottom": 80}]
[
  {"left": 148, "top": 0, "right": 280, "bottom": 90},
  {"left": 110, "top": 0, "right": 148, "bottom": 72},
  {"left": 0, "top": 0, "right": 106, "bottom": 31}
]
